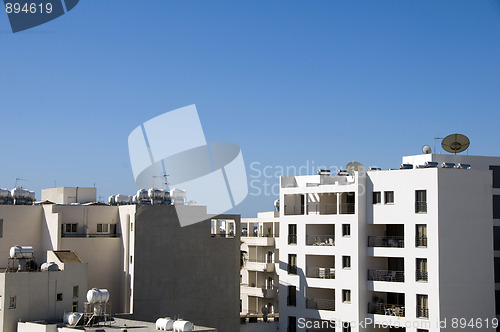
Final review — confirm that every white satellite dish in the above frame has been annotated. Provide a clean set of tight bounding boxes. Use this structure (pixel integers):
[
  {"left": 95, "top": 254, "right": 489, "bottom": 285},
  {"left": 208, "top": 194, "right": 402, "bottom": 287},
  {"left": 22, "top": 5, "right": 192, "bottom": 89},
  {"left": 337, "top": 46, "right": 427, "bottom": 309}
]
[
  {"left": 422, "top": 145, "right": 432, "bottom": 154},
  {"left": 346, "top": 161, "right": 366, "bottom": 175}
]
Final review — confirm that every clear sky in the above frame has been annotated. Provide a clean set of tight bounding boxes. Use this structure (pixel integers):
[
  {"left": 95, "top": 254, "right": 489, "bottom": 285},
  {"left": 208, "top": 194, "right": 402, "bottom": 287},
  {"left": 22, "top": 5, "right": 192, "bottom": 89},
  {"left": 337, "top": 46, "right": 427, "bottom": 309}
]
[{"left": 1, "top": 0, "right": 500, "bottom": 216}]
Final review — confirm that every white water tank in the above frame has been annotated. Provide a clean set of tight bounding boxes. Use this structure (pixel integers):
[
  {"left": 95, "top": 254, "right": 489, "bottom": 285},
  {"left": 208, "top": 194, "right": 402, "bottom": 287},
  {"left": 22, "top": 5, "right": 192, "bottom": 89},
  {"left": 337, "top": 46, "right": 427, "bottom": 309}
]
[
  {"left": 136, "top": 189, "right": 148, "bottom": 200},
  {"left": 108, "top": 195, "right": 116, "bottom": 205},
  {"left": 115, "top": 194, "right": 130, "bottom": 205},
  {"left": 156, "top": 318, "right": 174, "bottom": 330},
  {"left": 41, "top": 262, "right": 58, "bottom": 271},
  {"left": 173, "top": 320, "right": 193, "bottom": 332},
  {"left": 170, "top": 188, "right": 186, "bottom": 205},
  {"left": 86, "top": 288, "right": 110, "bottom": 303},
  {"left": 0, "top": 188, "right": 11, "bottom": 198},
  {"left": 9, "top": 246, "right": 34, "bottom": 259}
]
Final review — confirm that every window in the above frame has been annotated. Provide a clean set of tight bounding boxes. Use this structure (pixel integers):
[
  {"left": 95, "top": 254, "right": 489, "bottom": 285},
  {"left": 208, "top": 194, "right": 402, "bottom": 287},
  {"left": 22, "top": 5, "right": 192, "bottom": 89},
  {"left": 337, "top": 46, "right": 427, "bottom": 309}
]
[
  {"left": 495, "top": 258, "right": 500, "bottom": 283},
  {"left": 342, "top": 322, "right": 351, "bottom": 332},
  {"left": 415, "top": 190, "right": 427, "bottom": 213},
  {"left": 287, "top": 285, "right": 296, "bottom": 306},
  {"left": 416, "top": 224, "right": 427, "bottom": 247},
  {"left": 72, "top": 301, "right": 78, "bottom": 312},
  {"left": 57, "top": 293, "right": 63, "bottom": 301},
  {"left": 63, "top": 223, "right": 77, "bottom": 233},
  {"left": 417, "top": 294, "right": 429, "bottom": 318},
  {"left": 495, "top": 290, "right": 500, "bottom": 315},
  {"left": 130, "top": 255, "right": 133, "bottom": 264},
  {"left": 9, "top": 296, "right": 16, "bottom": 309},
  {"left": 110, "top": 224, "right": 116, "bottom": 234},
  {"left": 73, "top": 286, "right": 79, "bottom": 298},
  {"left": 0, "top": 219, "right": 3, "bottom": 238},
  {"left": 97, "top": 223, "right": 109, "bottom": 233},
  {"left": 490, "top": 166, "right": 500, "bottom": 188},
  {"left": 342, "top": 290, "right": 351, "bottom": 303},
  {"left": 342, "top": 224, "right": 351, "bottom": 237},
  {"left": 494, "top": 196, "right": 500, "bottom": 219},
  {"left": 288, "top": 254, "right": 297, "bottom": 274},
  {"left": 288, "top": 224, "right": 297, "bottom": 244},
  {"left": 342, "top": 256, "right": 351, "bottom": 269},
  {"left": 384, "top": 191, "right": 394, "bottom": 204},
  {"left": 416, "top": 258, "right": 428, "bottom": 282},
  {"left": 130, "top": 223, "right": 133, "bottom": 231},
  {"left": 288, "top": 316, "right": 297, "bottom": 332},
  {"left": 372, "top": 192, "right": 381, "bottom": 204}
]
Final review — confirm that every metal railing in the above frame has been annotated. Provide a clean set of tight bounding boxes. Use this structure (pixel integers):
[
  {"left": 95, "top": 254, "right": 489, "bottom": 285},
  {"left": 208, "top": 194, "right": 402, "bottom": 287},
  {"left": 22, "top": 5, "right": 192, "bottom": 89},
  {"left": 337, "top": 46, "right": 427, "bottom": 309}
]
[
  {"left": 339, "top": 203, "right": 355, "bottom": 214},
  {"left": 241, "top": 230, "right": 276, "bottom": 237},
  {"left": 62, "top": 233, "right": 120, "bottom": 238},
  {"left": 306, "top": 298, "right": 335, "bottom": 311},
  {"left": 417, "top": 307, "right": 429, "bottom": 319},
  {"left": 288, "top": 235, "right": 297, "bottom": 244},
  {"left": 368, "top": 269, "right": 404, "bottom": 282},
  {"left": 284, "top": 205, "right": 304, "bottom": 215},
  {"left": 306, "top": 267, "right": 335, "bottom": 279},
  {"left": 306, "top": 235, "right": 335, "bottom": 246},
  {"left": 415, "top": 201, "right": 427, "bottom": 213},
  {"left": 372, "top": 303, "right": 405, "bottom": 317},
  {"left": 287, "top": 296, "right": 296, "bottom": 306},
  {"left": 307, "top": 204, "right": 337, "bottom": 215},
  {"left": 416, "top": 236, "right": 428, "bottom": 247},
  {"left": 288, "top": 264, "right": 297, "bottom": 275},
  {"left": 416, "top": 269, "right": 428, "bottom": 282},
  {"left": 368, "top": 236, "right": 404, "bottom": 248}
]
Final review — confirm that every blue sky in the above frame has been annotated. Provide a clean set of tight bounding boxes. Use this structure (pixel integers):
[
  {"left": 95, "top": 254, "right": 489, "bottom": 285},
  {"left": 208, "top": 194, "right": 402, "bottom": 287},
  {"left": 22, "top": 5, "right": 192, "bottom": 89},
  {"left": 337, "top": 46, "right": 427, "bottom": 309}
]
[{"left": 1, "top": 0, "right": 500, "bottom": 216}]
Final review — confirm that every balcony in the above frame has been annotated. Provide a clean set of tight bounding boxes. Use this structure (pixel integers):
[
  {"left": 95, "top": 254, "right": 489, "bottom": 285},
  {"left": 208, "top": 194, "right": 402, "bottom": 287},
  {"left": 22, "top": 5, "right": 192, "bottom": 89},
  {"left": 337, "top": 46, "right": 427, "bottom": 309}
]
[
  {"left": 368, "top": 236, "right": 404, "bottom": 248},
  {"left": 368, "top": 270, "right": 404, "bottom": 282},
  {"left": 415, "top": 201, "right": 427, "bottom": 213},
  {"left": 306, "top": 267, "right": 335, "bottom": 279},
  {"left": 417, "top": 307, "right": 429, "bottom": 319},
  {"left": 245, "top": 260, "right": 275, "bottom": 272},
  {"left": 306, "top": 298, "right": 335, "bottom": 311},
  {"left": 241, "top": 284, "right": 275, "bottom": 298},
  {"left": 416, "top": 269, "right": 428, "bottom": 282},
  {"left": 371, "top": 303, "right": 405, "bottom": 317},
  {"left": 306, "top": 235, "right": 335, "bottom": 246},
  {"left": 61, "top": 233, "right": 120, "bottom": 238},
  {"left": 307, "top": 203, "right": 337, "bottom": 215},
  {"left": 339, "top": 202, "right": 355, "bottom": 214},
  {"left": 416, "top": 236, "right": 427, "bottom": 247},
  {"left": 284, "top": 205, "right": 304, "bottom": 216}
]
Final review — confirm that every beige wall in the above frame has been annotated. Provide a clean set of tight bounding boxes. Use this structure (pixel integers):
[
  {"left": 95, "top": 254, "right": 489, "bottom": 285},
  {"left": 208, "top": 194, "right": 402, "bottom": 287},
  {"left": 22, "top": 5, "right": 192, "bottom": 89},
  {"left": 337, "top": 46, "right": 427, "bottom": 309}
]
[{"left": 41, "top": 188, "right": 96, "bottom": 204}]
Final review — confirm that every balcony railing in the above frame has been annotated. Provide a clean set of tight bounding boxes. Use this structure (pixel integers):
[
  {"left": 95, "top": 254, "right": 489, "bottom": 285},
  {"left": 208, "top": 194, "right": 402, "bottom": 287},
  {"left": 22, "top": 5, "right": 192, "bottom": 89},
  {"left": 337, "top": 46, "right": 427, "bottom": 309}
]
[
  {"left": 415, "top": 201, "right": 427, "bottom": 213},
  {"left": 288, "top": 264, "right": 297, "bottom": 275},
  {"left": 306, "top": 298, "right": 335, "bottom": 311},
  {"left": 284, "top": 205, "right": 304, "bottom": 216},
  {"left": 368, "top": 236, "right": 404, "bottom": 248},
  {"left": 306, "top": 267, "right": 335, "bottom": 279},
  {"left": 62, "top": 233, "right": 120, "bottom": 238},
  {"left": 372, "top": 303, "right": 405, "bottom": 317},
  {"left": 287, "top": 296, "right": 296, "bottom": 306},
  {"left": 416, "top": 269, "right": 428, "bottom": 282},
  {"left": 288, "top": 235, "right": 297, "bottom": 244},
  {"left": 416, "top": 236, "right": 427, "bottom": 247},
  {"left": 306, "top": 235, "right": 335, "bottom": 246},
  {"left": 307, "top": 203, "right": 337, "bottom": 215},
  {"left": 417, "top": 307, "right": 429, "bottom": 319},
  {"left": 368, "top": 269, "right": 404, "bottom": 282},
  {"left": 339, "top": 203, "right": 355, "bottom": 214},
  {"left": 241, "top": 230, "right": 276, "bottom": 237}
]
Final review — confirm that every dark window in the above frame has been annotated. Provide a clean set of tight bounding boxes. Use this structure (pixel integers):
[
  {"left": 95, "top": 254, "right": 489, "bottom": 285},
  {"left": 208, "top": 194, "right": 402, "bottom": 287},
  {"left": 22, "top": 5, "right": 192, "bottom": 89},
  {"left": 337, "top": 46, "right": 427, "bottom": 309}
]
[
  {"left": 288, "top": 224, "right": 297, "bottom": 244},
  {"left": 110, "top": 224, "right": 117, "bottom": 234},
  {"left": 495, "top": 227, "right": 500, "bottom": 250},
  {"left": 288, "top": 254, "right": 297, "bottom": 274},
  {"left": 385, "top": 191, "right": 394, "bottom": 204},
  {"left": 342, "top": 290, "right": 351, "bottom": 303},
  {"left": 417, "top": 294, "right": 429, "bottom": 318},
  {"left": 494, "top": 196, "right": 500, "bottom": 219},
  {"left": 373, "top": 192, "right": 381, "bottom": 204},
  {"left": 57, "top": 293, "right": 63, "bottom": 301},
  {"left": 288, "top": 316, "right": 297, "bottom": 332},
  {"left": 415, "top": 190, "right": 427, "bottom": 213},
  {"left": 416, "top": 258, "right": 428, "bottom": 282},
  {"left": 490, "top": 166, "right": 500, "bottom": 188},
  {"left": 0, "top": 219, "right": 3, "bottom": 238},
  {"left": 73, "top": 286, "right": 79, "bottom": 298},
  {"left": 287, "top": 286, "right": 296, "bottom": 306},
  {"left": 495, "top": 258, "right": 500, "bottom": 283},
  {"left": 416, "top": 224, "right": 427, "bottom": 247},
  {"left": 342, "top": 224, "right": 351, "bottom": 237},
  {"left": 342, "top": 322, "right": 351, "bottom": 332},
  {"left": 496, "top": 291, "right": 500, "bottom": 315},
  {"left": 342, "top": 256, "right": 351, "bottom": 269},
  {"left": 72, "top": 301, "right": 78, "bottom": 312},
  {"left": 9, "top": 296, "right": 16, "bottom": 309}
]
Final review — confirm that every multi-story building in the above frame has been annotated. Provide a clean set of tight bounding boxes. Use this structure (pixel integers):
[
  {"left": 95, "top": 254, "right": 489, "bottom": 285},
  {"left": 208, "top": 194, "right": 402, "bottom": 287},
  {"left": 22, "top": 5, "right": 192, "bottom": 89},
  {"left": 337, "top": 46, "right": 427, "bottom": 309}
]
[
  {"left": 0, "top": 187, "right": 240, "bottom": 332},
  {"left": 278, "top": 152, "right": 498, "bottom": 332},
  {"left": 240, "top": 211, "right": 279, "bottom": 316}
]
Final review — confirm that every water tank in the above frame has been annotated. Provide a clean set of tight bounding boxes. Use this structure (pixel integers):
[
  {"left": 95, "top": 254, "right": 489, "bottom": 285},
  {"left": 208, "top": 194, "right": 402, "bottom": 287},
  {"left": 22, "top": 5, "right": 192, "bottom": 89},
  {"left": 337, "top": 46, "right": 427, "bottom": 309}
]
[
  {"left": 41, "top": 262, "right": 58, "bottom": 271},
  {"left": 173, "top": 320, "right": 193, "bottom": 332},
  {"left": 0, "top": 188, "right": 11, "bottom": 198},
  {"left": 11, "top": 187, "right": 30, "bottom": 198},
  {"left": 170, "top": 188, "right": 186, "bottom": 205},
  {"left": 9, "top": 246, "right": 34, "bottom": 259},
  {"left": 136, "top": 189, "right": 148, "bottom": 200},
  {"left": 68, "top": 313, "right": 82, "bottom": 325},
  {"left": 86, "top": 288, "right": 110, "bottom": 303},
  {"left": 156, "top": 318, "right": 174, "bottom": 331},
  {"left": 108, "top": 195, "right": 116, "bottom": 205},
  {"left": 115, "top": 194, "right": 130, "bottom": 205}
]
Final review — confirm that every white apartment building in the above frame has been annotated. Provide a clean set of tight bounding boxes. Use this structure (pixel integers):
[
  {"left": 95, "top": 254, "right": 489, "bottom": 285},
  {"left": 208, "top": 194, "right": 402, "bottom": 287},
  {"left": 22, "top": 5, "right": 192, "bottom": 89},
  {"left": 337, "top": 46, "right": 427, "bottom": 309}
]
[
  {"left": 240, "top": 211, "right": 279, "bottom": 317},
  {"left": 278, "top": 153, "right": 498, "bottom": 332}
]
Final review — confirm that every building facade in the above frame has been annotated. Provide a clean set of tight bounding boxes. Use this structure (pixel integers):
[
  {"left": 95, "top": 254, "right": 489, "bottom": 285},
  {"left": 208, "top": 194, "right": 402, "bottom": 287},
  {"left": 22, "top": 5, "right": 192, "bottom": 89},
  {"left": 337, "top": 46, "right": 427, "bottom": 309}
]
[{"left": 278, "top": 153, "right": 497, "bottom": 332}]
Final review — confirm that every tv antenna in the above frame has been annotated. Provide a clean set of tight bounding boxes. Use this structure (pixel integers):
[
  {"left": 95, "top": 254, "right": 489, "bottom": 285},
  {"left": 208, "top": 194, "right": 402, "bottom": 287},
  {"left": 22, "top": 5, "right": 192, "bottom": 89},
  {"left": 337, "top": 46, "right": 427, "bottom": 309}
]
[
  {"left": 441, "top": 133, "right": 470, "bottom": 155},
  {"left": 434, "top": 135, "right": 444, "bottom": 154},
  {"left": 153, "top": 173, "right": 170, "bottom": 190},
  {"left": 14, "top": 177, "right": 28, "bottom": 187}
]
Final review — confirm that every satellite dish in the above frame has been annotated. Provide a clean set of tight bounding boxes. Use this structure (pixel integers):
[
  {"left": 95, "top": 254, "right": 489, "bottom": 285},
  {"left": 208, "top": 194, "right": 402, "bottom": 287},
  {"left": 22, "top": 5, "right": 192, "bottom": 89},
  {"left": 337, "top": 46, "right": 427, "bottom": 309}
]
[
  {"left": 346, "top": 161, "right": 366, "bottom": 175},
  {"left": 441, "top": 133, "right": 470, "bottom": 154},
  {"left": 422, "top": 145, "right": 432, "bottom": 154}
]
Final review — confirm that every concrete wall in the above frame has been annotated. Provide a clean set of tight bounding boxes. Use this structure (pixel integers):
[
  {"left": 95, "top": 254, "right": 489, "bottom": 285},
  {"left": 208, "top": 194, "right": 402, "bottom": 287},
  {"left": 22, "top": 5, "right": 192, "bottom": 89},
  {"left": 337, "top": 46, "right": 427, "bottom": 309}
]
[
  {"left": 41, "top": 187, "right": 96, "bottom": 204},
  {"left": 130, "top": 205, "right": 240, "bottom": 332}
]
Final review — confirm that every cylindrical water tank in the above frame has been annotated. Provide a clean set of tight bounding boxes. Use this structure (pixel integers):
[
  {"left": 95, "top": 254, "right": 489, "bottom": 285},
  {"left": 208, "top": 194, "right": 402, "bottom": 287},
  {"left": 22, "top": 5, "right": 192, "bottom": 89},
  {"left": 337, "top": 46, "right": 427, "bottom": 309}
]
[
  {"left": 94, "top": 304, "right": 102, "bottom": 316},
  {"left": 9, "top": 246, "right": 34, "bottom": 259},
  {"left": 156, "top": 318, "right": 167, "bottom": 331},
  {"left": 86, "top": 288, "right": 110, "bottom": 303},
  {"left": 108, "top": 195, "right": 116, "bottom": 205},
  {"left": 0, "top": 188, "right": 11, "bottom": 198},
  {"left": 173, "top": 320, "right": 193, "bottom": 332},
  {"left": 41, "top": 262, "right": 58, "bottom": 271},
  {"left": 11, "top": 187, "right": 29, "bottom": 198},
  {"left": 68, "top": 313, "right": 81, "bottom": 325},
  {"left": 115, "top": 194, "right": 130, "bottom": 204},
  {"left": 63, "top": 312, "right": 71, "bottom": 324},
  {"left": 136, "top": 189, "right": 148, "bottom": 200}
]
